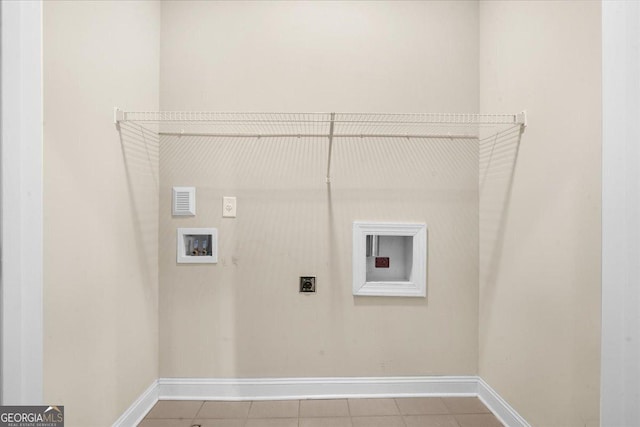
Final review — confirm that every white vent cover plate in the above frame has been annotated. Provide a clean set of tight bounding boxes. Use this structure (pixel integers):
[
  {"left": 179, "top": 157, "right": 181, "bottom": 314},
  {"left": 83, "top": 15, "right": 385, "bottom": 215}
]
[{"left": 173, "top": 187, "right": 196, "bottom": 216}]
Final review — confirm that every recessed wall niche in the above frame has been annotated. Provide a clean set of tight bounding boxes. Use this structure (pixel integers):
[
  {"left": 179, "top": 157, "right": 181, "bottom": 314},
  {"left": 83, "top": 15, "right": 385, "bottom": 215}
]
[
  {"left": 352, "top": 222, "right": 427, "bottom": 297},
  {"left": 177, "top": 227, "right": 218, "bottom": 264}
]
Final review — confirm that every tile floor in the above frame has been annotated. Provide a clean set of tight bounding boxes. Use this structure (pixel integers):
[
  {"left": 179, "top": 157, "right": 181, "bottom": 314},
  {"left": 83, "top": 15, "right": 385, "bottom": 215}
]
[{"left": 138, "top": 397, "right": 504, "bottom": 427}]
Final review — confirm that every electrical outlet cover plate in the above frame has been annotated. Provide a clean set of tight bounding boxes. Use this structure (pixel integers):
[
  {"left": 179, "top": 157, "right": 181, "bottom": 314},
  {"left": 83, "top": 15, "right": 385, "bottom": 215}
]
[
  {"left": 300, "top": 276, "right": 316, "bottom": 293},
  {"left": 223, "top": 196, "right": 236, "bottom": 218}
]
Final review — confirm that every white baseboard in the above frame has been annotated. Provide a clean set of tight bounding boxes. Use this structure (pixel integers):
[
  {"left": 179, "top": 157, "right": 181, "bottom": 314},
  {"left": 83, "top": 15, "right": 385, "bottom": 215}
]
[
  {"left": 158, "top": 376, "right": 478, "bottom": 401},
  {"left": 112, "top": 380, "right": 159, "bottom": 427},
  {"left": 477, "top": 377, "right": 531, "bottom": 427},
  {"left": 114, "top": 376, "right": 529, "bottom": 427}
]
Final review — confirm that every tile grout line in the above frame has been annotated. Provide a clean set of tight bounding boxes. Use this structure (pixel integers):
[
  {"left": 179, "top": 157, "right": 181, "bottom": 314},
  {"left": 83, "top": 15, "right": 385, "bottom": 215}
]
[
  {"left": 296, "top": 400, "right": 300, "bottom": 427},
  {"left": 439, "top": 396, "right": 453, "bottom": 415},
  {"left": 391, "top": 397, "right": 406, "bottom": 427},
  {"left": 241, "top": 401, "right": 246, "bottom": 427},
  {"left": 247, "top": 400, "right": 254, "bottom": 424},
  {"left": 188, "top": 401, "right": 204, "bottom": 427},
  {"left": 242, "top": 401, "right": 253, "bottom": 427}
]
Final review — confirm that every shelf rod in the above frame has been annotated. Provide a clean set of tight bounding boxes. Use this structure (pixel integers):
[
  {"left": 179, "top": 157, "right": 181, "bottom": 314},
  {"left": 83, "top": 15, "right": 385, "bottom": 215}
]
[
  {"left": 156, "top": 132, "right": 479, "bottom": 139},
  {"left": 115, "top": 109, "right": 528, "bottom": 127},
  {"left": 326, "top": 112, "right": 336, "bottom": 184},
  {"left": 332, "top": 133, "right": 478, "bottom": 139},
  {"left": 157, "top": 132, "right": 329, "bottom": 138},
  {"left": 117, "top": 113, "right": 524, "bottom": 125}
]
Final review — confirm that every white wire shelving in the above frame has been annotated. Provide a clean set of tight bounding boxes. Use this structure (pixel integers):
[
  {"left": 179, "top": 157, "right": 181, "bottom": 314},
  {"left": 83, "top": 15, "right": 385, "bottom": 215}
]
[{"left": 114, "top": 108, "right": 526, "bottom": 183}]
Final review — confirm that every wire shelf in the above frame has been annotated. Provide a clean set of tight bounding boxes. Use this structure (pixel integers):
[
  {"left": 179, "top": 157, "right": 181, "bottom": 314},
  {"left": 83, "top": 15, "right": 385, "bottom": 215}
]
[
  {"left": 115, "top": 110, "right": 525, "bottom": 138},
  {"left": 114, "top": 109, "right": 526, "bottom": 182}
]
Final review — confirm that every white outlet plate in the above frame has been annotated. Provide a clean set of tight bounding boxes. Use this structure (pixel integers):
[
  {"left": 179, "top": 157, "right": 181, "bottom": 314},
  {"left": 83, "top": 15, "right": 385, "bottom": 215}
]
[{"left": 223, "top": 196, "right": 236, "bottom": 218}]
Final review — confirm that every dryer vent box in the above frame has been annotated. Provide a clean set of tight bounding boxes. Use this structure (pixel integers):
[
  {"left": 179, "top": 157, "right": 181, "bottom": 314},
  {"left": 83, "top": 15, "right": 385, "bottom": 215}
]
[
  {"left": 173, "top": 187, "right": 196, "bottom": 216},
  {"left": 353, "top": 222, "right": 427, "bottom": 297}
]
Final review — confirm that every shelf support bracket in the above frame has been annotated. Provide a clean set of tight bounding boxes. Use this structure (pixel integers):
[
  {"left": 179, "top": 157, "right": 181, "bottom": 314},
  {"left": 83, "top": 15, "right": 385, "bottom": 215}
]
[
  {"left": 516, "top": 110, "right": 527, "bottom": 128},
  {"left": 326, "top": 112, "right": 335, "bottom": 184},
  {"left": 114, "top": 107, "right": 125, "bottom": 126}
]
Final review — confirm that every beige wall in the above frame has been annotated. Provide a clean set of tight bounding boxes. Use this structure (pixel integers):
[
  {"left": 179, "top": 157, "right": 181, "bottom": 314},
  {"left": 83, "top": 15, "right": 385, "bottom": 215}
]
[
  {"left": 43, "top": 1, "right": 160, "bottom": 425},
  {"left": 478, "top": 2, "right": 601, "bottom": 426},
  {"left": 160, "top": 0, "right": 478, "bottom": 113},
  {"left": 40, "top": 1, "right": 604, "bottom": 424},
  {"left": 159, "top": 1, "right": 480, "bottom": 378}
]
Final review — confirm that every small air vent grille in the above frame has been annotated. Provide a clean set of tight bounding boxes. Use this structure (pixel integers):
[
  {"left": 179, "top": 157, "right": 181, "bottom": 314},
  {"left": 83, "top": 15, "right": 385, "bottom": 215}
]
[{"left": 173, "top": 187, "right": 196, "bottom": 216}]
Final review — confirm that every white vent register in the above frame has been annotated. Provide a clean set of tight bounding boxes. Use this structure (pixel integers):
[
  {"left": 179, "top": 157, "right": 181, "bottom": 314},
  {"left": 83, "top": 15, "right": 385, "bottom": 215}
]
[{"left": 173, "top": 187, "right": 196, "bottom": 216}]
